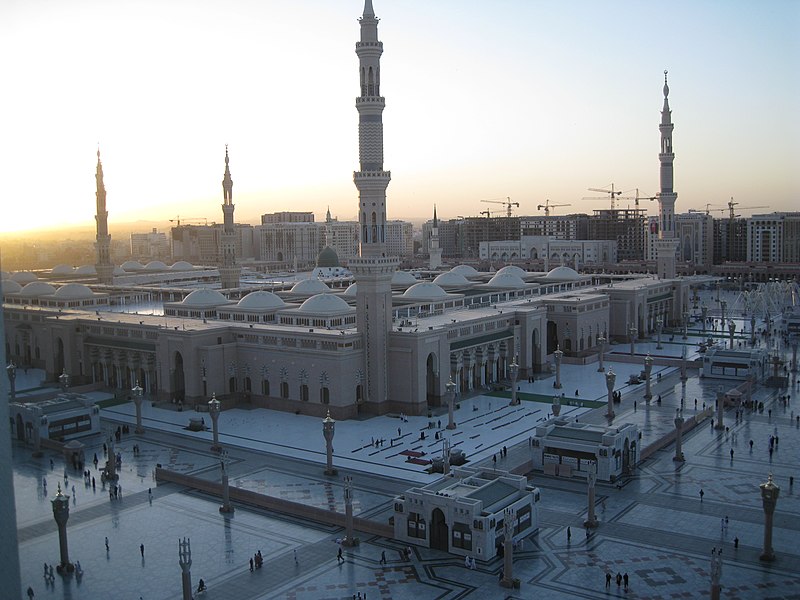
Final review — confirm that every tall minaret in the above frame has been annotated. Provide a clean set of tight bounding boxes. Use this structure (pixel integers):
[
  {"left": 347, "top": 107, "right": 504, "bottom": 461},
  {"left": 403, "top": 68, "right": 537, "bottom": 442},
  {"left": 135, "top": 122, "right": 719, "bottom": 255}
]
[
  {"left": 218, "top": 145, "right": 241, "bottom": 289},
  {"left": 429, "top": 205, "right": 442, "bottom": 269},
  {"left": 349, "top": 0, "right": 398, "bottom": 413},
  {"left": 654, "top": 70, "right": 679, "bottom": 279},
  {"left": 94, "top": 149, "right": 114, "bottom": 285}
]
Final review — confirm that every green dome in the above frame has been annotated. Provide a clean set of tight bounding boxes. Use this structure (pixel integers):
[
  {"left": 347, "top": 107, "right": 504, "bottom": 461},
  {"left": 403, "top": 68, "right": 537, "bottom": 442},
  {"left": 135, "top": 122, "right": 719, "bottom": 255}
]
[{"left": 317, "top": 246, "right": 340, "bottom": 268}]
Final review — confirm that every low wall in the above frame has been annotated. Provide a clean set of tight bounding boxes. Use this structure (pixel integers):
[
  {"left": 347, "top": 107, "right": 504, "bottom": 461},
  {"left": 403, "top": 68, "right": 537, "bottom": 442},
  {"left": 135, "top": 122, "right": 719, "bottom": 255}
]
[
  {"left": 155, "top": 468, "right": 393, "bottom": 539},
  {"left": 640, "top": 408, "right": 712, "bottom": 461}
]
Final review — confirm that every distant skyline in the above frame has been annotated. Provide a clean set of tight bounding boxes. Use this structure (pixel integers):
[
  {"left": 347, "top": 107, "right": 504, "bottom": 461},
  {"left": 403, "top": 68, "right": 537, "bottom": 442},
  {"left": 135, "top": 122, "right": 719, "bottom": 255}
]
[{"left": 2, "top": 0, "right": 798, "bottom": 235}]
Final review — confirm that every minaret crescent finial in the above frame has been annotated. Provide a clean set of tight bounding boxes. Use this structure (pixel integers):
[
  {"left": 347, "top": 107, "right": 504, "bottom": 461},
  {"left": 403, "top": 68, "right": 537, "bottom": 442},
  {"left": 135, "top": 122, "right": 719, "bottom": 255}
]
[{"left": 663, "top": 70, "right": 669, "bottom": 98}]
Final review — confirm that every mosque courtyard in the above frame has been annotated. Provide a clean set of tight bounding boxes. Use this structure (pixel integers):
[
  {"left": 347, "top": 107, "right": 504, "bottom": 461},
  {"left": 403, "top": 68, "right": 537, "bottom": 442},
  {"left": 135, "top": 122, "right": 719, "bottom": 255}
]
[{"left": 11, "top": 288, "right": 800, "bottom": 599}]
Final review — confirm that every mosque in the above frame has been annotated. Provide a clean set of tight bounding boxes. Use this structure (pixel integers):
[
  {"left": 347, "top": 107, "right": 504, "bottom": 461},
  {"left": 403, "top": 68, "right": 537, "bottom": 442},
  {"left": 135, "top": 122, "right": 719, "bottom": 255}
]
[{"left": 2, "top": 0, "right": 692, "bottom": 422}]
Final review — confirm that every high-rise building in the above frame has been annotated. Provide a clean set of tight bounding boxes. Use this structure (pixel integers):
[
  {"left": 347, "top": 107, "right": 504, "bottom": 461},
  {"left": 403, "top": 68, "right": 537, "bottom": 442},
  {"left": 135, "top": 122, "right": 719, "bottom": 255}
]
[
  {"left": 348, "top": 0, "right": 399, "bottom": 411},
  {"left": 261, "top": 212, "right": 315, "bottom": 224},
  {"left": 94, "top": 150, "right": 114, "bottom": 284},
  {"left": 520, "top": 215, "right": 589, "bottom": 240},
  {"left": 747, "top": 212, "right": 800, "bottom": 263},
  {"left": 218, "top": 146, "right": 241, "bottom": 289},
  {"left": 257, "top": 222, "right": 321, "bottom": 267},
  {"left": 130, "top": 229, "right": 170, "bottom": 261},
  {"left": 675, "top": 212, "right": 713, "bottom": 267},
  {"left": 712, "top": 217, "right": 748, "bottom": 264},
  {"left": 588, "top": 209, "right": 646, "bottom": 262},
  {"left": 325, "top": 218, "right": 360, "bottom": 264},
  {"left": 385, "top": 220, "right": 413, "bottom": 258},
  {"left": 653, "top": 71, "right": 680, "bottom": 278}
]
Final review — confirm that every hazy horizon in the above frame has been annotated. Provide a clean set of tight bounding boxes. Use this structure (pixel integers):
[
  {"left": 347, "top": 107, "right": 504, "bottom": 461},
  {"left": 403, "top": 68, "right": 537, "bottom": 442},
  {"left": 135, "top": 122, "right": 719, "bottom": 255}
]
[{"left": 2, "top": 0, "right": 797, "bottom": 235}]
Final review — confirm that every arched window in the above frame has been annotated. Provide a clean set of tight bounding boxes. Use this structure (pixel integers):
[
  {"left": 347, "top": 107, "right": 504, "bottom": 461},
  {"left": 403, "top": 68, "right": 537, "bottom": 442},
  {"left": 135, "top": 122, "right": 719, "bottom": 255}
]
[
  {"left": 262, "top": 379, "right": 270, "bottom": 396},
  {"left": 280, "top": 381, "right": 289, "bottom": 399}
]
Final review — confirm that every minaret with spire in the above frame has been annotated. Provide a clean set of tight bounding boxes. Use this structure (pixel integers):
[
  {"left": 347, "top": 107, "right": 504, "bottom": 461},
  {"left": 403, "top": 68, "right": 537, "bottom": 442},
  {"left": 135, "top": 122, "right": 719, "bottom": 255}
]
[
  {"left": 94, "top": 149, "right": 114, "bottom": 285},
  {"left": 429, "top": 205, "right": 442, "bottom": 269},
  {"left": 349, "top": 0, "right": 399, "bottom": 413},
  {"left": 654, "top": 70, "right": 680, "bottom": 279},
  {"left": 218, "top": 145, "right": 241, "bottom": 289}
]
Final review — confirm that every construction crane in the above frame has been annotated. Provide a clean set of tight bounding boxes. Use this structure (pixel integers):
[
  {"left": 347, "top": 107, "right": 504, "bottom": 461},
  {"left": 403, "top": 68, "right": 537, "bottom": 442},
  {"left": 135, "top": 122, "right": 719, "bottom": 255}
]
[
  {"left": 536, "top": 198, "right": 572, "bottom": 217},
  {"left": 618, "top": 188, "right": 658, "bottom": 210},
  {"left": 169, "top": 215, "right": 208, "bottom": 226},
  {"left": 726, "top": 197, "right": 768, "bottom": 220},
  {"left": 480, "top": 197, "right": 519, "bottom": 218},
  {"left": 584, "top": 183, "right": 623, "bottom": 210},
  {"left": 480, "top": 210, "right": 492, "bottom": 218}
]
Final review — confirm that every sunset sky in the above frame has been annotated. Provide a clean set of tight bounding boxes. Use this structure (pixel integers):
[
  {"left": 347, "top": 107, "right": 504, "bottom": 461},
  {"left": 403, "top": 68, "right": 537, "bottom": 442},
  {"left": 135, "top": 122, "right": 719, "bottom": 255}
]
[{"left": 1, "top": 0, "right": 797, "bottom": 235}]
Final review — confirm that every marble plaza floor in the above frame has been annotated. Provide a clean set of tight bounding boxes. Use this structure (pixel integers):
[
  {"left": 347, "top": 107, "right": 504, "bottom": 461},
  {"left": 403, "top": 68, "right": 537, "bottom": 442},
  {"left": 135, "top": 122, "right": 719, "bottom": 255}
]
[{"left": 12, "top": 290, "right": 800, "bottom": 599}]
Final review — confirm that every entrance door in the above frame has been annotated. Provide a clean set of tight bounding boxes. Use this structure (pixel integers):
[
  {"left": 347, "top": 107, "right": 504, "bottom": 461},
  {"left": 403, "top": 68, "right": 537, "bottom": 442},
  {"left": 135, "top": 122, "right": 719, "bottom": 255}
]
[{"left": 430, "top": 508, "right": 449, "bottom": 551}]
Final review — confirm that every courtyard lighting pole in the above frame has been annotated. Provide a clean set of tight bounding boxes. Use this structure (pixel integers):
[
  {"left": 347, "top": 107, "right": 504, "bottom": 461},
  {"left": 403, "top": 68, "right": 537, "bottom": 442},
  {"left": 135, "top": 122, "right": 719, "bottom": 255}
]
[
  {"left": 643, "top": 354, "right": 653, "bottom": 402},
  {"left": 629, "top": 326, "right": 637, "bottom": 357},
  {"left": 584, "top": 464, "right": 598, "bottom": 528},
  {"left": 673, "top": 409, "right": 685, "bottom": 462},
  {"left": 208, "top": 393, "right": 222, "bottom": 452},
  {"left": 759, "top": 474, "right": 780, "bottom": 561},
  {"left": 701, "top": 304, "right": 708, "bottom": 332},
  {"left": 680, "top": 345, "right": 688, "bottom": 382},
  {"left": 322, "top": 410, "right": 337, "bottom": 476},
  {"left": 500, "top": 507, "right": 517, "bottom": 589},
  {"left": 554, "top": 346, "right": 563, "bottom": 389},
  {"left": 655, "top": 318, "right": 663, "bottom": 350},
  {"left": 7, "top": 361, "right": 16, "bottom": 402},
  {"left": 59, "top": 368, "right": 70, "bottom": 392},
  {"left": 51, "top": 483, "right": 73, "bottom": 573},
  {"left": 728, "top": 320, "right": 736, "bottom": 350},
  {"left": 132, "top": 381, "right": 145, "bottom": 434},
  {"left": 509, "top": 356, "right": 519, "bottom": 406},
  {"left": 342, "top": 475, "right": 357, "bottom": 547},
  {"left": 442, "top": 438, "right": 451, "bottom": 475},
  {"left": 597, "top": 336, "right": 606, "bottom": 372},
  {"left": 605, "top": 370, "right": 616, "bottom": 420},
  {"left": 446, "top": 377, "right": 457, "bottom": 430},
  {"left": 178, "top": 537, "right": 193, "bottom": 600}
]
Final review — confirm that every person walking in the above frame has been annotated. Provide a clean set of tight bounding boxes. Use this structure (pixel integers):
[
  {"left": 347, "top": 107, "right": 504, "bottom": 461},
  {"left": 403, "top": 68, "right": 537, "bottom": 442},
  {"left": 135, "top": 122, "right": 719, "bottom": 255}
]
[
  {"left": 337, "top": 547, "right": 344, "bottom": 564},
  {"left": 616, "top": 572, "right": 622, "bottom": 587},
  {"left": 699, "top": 488, "right": 705, "bottom": 502},
  {"left": 380, "top": 550, "right": 386, "bottom": 565},
  {"left": 623, "top": 572, "right": 629, "bottom": 591},
  {"left": 605, "top": 572, "right": 612, "bottom": 588},
  {"left": 567, "top": 527, "right": 571, "bottom": 542},
  {"left": 140, "top": 543, "right": 145, "bottom": 558},
  {"left": 27, "top": 587, "right": 35, "bottom": 599},
  {"left": 105, "top": 536, "right": 109, "bottom": 552},
  {"left": 249, "top": 557, "right": 254, "bottom": 572}
]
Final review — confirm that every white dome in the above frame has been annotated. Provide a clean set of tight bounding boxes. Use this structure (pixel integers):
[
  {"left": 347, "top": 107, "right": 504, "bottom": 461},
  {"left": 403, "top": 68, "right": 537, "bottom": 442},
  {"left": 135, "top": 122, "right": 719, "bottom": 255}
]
[
  {"left": 297, "top": 293, "right": 352, "bottom": 315},
  {"left": 343, "top": 283, "right": 358, "bottom": 297},
  {"left": 237, "top": 291, "right": 286, "bottom": 310},
  {"left": 543, "top": 266, "right": 581, "bottom": 281},
  {"left": 144, "top": 260, "right": 168, "bottom": 271},
  {"left": 392, "top": 271, "right": 418, "bottom": 285},
  {"left": 11, "top": 271, "right": 38, "bottom": 284},
  {"left": 19, "top": 281, "right": 57, "bottom": 297},
  {"left": 402, "top": 282, "right": 449, "bottom": 300},
  {"left": 54, "top": 283, "right": 94, "bottom": 300},
  {"left": 170, "top": 261, "right": 194, "bottom": 271},
  {"left": 75, "top": 265, "right": 97, "bottom": 275},
  {"left": 449, "top": 265, "right": 480, "bottom": 278},
  {"left": 290, "top": 278, "right": 330, "bottom": 295},
  {"left": 52, "top": 264, "right": 75, "bottom": 276},
  {"left": 496, "top": 265, "right": 527, "bottom": 278},
  {"left": 121, "top": 261, "right": 145, "bottom": 271},
  {"left": 486, "top": 272, "right": 527, "bottom": 289},
  {"left": 2, "top": 279, "right": 23, "bottom": 294},
  {"left": 182, "top": 289, "right": 229, "bottom": 306},
  {"left": 433, "top": 272, "right": 471, "bottom": 288}
]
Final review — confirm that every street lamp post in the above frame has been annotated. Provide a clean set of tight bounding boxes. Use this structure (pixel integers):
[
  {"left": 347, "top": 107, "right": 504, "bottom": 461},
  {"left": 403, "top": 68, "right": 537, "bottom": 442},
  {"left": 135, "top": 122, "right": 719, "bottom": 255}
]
[
  {"left": 208, "top": 393, "right": 222, "bottom": 452},
  {"left": 132, "top": 381, "right": 144, "bottom": 434},
  {"left": 673, "top": 409, "right": 685, "bottom": 462},
  {"left": 446, "top": 377, "right": 457, "bottom": 430},
  {"left": 500, "top": 507, "right": 517, "bottom": 589},
  {"left": 701, "top": 304, "right": 708, "bottom": 332},
  {"left": 597, "top": 336, "right": 606, "bottom": 372},
  {"left": 554, "top": 346, "right": 563, "bottom": 389},
  {"left": 51, "top": 484, "right": 74, "bottom": 573},
  {"left": 605, "top": 370, "right": 616, "bottom": 419},
  {"left": 178, "top": 537, "right": 193, "bottom": 600},
  {"left": 509, "top": 357, "right": 519, "bottom": 406},
  {"left": 759, "top": 474, "right": 780, "bottom": 561},
  {"left": 655, "top": 318, "right": 663, "bottom": 350},
  {"left": 7, "top": 361, "right": 16, "bottom": 402},
  {"left": 680, "top": 344, "right": 688, "bottom": 382},
  {"left": 643, "top": 354, "right": 653, "bottom": 402},
  {"left": 322, "top": 410, "right": 337, "bottom": 476},
  {"left": 728, "top": 320, "right": 736, "bottom": 350},
  {"left": 584, "top": 464, "right": 598, "bottom": 528},
  {"left": 629, "top": 326, "right": 637, "bottom": 356}
]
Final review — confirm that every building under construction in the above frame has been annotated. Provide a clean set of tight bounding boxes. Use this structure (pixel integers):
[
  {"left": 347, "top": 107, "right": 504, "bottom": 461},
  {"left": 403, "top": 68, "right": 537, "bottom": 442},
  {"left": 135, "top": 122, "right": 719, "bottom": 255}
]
[{"left": 587, "top": 208, "right": 646, "bottom": 262}]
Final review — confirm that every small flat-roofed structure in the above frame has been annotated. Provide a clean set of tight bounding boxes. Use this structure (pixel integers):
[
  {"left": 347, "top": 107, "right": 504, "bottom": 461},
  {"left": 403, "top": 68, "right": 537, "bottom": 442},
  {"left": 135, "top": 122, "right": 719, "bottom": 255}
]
[
  {"left": 530, "top": 419, "right": 640, "bottom": 482},
  {"left": 9, "top": 393, "right": 101, "bottom": 446},
  {"left": 701, "top": 346, "right": 768, "bottom": 381},
  {"left": 393, "top": 467, "right": 540, "bottom": 561}
]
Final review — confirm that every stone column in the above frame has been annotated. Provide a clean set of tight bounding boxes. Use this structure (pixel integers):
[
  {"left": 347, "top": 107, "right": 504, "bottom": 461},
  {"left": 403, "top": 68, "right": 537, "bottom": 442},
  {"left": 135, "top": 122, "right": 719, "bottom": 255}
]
[
  {"left": 132, "top": 381, "right": 144, "bottom": 434},
  {"left": 710, "top": 548, "right": 722, "bottom": 600},
  {"left": 728, "top": 320, "right": 736, "bottom": 350},
  {"left": 584, "top": 465, "right": 598, "bottom": 528},
  {"left": 605, "top": 370, "right": 616, "bottom": 419},
  {"left": 342, "top": 475, "right": 357, "bottom": 547},
  {"left": 509, "top": 357, "right": 519, "bottom": 406},
  {"left": 701, "top": 304, "right": 708, "bottom": 332},
  {"left": 446, "top": 377, "right": 456, "bottom": 430},
  {"left": 51, "top": 484, "right": 73, "bottom": 572},
  {"left": 643, "top": 354, "right": 653, "bottom": 402},
  {"left": 219, "top": 454, "right": 234, "bottom": 514},
  {"left": 554, "top": 346, "right": 563, "bottom": 389},
  {"left": 759, "top": 474, "right": 780, "bottom": 561},
  {"left": 673, "top": 409, "right": 685, "bottom": 462},
  {"left": 323, "top": 411, "right": 337, "bottom": 475},
  {"left": 655, "top": 318, "right": 663, "bottom": 349},
  {"left": 500, "top": 507, "right": 516, "bottom": 589},
  {"left": 715, "top": 388, "right": 725, "bottom": 430},
  {"left": 629, "top": 326, "right": 637, "bottom": 356},
  {"left": 208, "top": 393, "right": 222, "bottom": 452},
  {"left": 179, "top": 537, "right": 193, "bottom": 600},
  {"left": 680, "top": 345, "right": 688, "bottom": 382},
  {"left": 597, "top": 336, "right": 606, "bottom": 372},
  {"left": 7, "top": 361, "right": 16, "bottom": 402}
]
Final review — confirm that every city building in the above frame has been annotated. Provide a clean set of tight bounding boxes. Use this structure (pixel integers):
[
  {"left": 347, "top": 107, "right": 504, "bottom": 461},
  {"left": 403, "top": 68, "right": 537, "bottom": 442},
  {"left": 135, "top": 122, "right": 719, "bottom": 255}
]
[
  {"left": 129, "top": 229, "right": 170, "bottom": 262},
  {"left": 675, "top": 212, "right": 714, "bottom": 268},
  {"left": 587, "top": 209, "right": 646, "bottom": 262},
  {"left": 712, "top": 216, "right": 748, "bottom": 264},
  {"left": 386, "top": 220, "right": 414, "bottom": 258},
  {"left": 520, "top": 214, "right": 589, "bottom": 240},
  {"left": 747, "top": 212, "right": 800, "bottom": 263},
  {"left": 261, "top": 212, "right": 315, "bottom": 224}
]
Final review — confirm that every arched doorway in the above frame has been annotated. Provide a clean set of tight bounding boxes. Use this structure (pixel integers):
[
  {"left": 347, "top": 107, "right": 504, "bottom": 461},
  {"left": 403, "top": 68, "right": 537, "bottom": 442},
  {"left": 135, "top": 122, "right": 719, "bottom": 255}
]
[
  {"left": 426, "top": 353, "right": 438, "bottom": 408},
  {"left": 546, "top": 321, "right": 558, "bottom": 355},
  {"left": 622, "top": 438, "right": 631, "bottom": 474},
  {"left": 174, "top": 352, "right": 186, "bottom": 401},
  {"left": 430, "top": 508, "right": 449, "bottom": 551}
]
